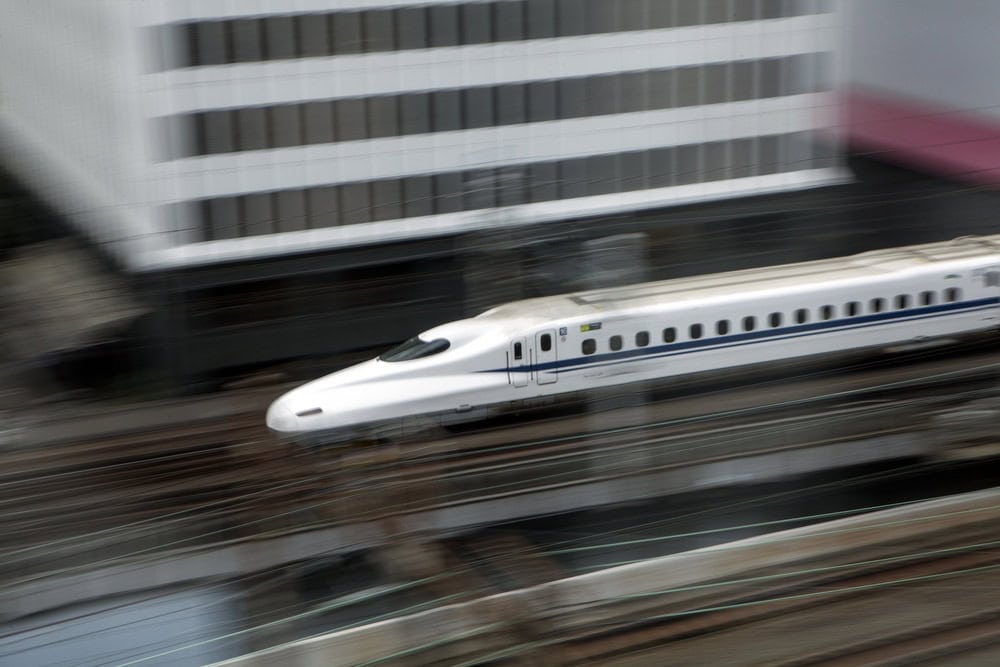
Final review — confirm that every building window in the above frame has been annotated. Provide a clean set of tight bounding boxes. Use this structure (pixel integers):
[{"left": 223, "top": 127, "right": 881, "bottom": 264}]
[
  {"left": 429, "top": 4, "right": 460, "bottom": 47},
  {"left": 582, "top": 338, "right": 596, "bottom": 355},
  {"left": 371, "top": 179, "right": 402, "bottom": 222},
  {"left": 336, "top": 98, "right": 368, "bottom": 141},
  {"left": 463, "top": 87, "right": 495, "bottom": 129},
  {"left": 191, "top": 135, "right": 821, "bottom": 232},
  {"left": 191, "top": 21, "right": 228, "bottom": 67},
  {"left": 368, "top": 96, "right": 400, "bottom": 139},
  {"left": 363, "top": 9, "right": 396, "bottom": 52},
  {"left": 403, "top": 176, "right": 433, "bottom": 218},
  {"left": 497, "top": 83, "right": 527, "bottom": 125},
  {"left": 264, "top": 15, "right": 297, "bottom": 60},
  {"left": 199, "top": 111, "right": 234, "bottom": 155},
  {"left": 340, "top": 182, "right": 371, "bottom": 226},
  {"left": 432, "top": 90, "right": 462, "bottom": 132},
  {"left": 231, "top": 18, "right": 264, "bottom": 63},
  {"left": 332, "top": 12, "right": 364, "bottom": 55},
  {"left": 676, "top": 144, "right": 703, "bottom": 185},
  {"left": 276, "top": 191, "right": 307, "bottom": 232},
  {"left": 556, "top": 0, "right": 587, "bottom": 36},
  {"left": 400, "top": 93, "right": 431, "bottom": 135},
  {"left": 306, "top": 186, "right": 338, "bottom": 228},
  {"left": 303, "top": 101, "right": 335, "bottom": 144},
  {"left": 527, "top": 80, "right": 557, "bottom": 122},
  {"left": 177, "top": 56, "right": 823, "bottom": 157},
  {"left": 270, "top": 105, "right": 303, "bottom": 148},
  {"left": 176, "top": 2, "right": 828, "bottom": 68},
  {"left": 236, "top": 108, "right": 270, "bottom": 151},
  {"left": 496, "top": 1, "right": 525, "bottom": 41},
  {"left": 461, "top": 2, "right": 493, "bottom": 44},
  {"left": 297, "top": 13, "right": 331, "bottom": 57},
  {"left": 397, "top": 6, "right": 428, "bottom": 49},
  {"left": 557, "top": 78, "right": 589, "bottom": 119}
]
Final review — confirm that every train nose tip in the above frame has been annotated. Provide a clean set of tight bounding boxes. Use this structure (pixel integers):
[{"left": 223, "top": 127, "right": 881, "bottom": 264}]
[{"left": 266, "top": 401, "right": 298, "bottom": 433}]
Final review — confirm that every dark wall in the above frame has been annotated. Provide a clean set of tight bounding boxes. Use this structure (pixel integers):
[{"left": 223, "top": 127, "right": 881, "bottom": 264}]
[{"left": 142, "top": 242, "right": 465, "bottom": 389}]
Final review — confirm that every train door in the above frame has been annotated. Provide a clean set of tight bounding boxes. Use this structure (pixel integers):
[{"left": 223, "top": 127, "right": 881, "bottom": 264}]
[
  {"left": 534, "top": 330, "right": 557, "bottom": 385},
  {"left": 509, "top": 337, "right": 528, "bottom": 387}
]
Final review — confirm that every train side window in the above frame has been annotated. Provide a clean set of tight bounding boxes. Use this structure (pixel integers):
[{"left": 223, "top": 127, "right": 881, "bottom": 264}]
[
  {"left": 945, "top": 287, "right": 962, "bottom": 302},
  {"left": 716, "top": 320, "right": 730, "bottom": 336},
  {"left": 986, "top": 271, "right": 1000, "bottom": 287},
  {"left": 582, "top": 338, "right": 596, "bottom": 355},
  {"left": 689, "top": 323, "right": 703, "bottom": 339},
  {"left": 795, "top": 308, "right": 809, "bottom": 324},
  {"left": 635, "top": 331, "right": 649, "bottom": 347},
  {"left": 870, "top": 298, "right": 885, "bottom": 313},
  {"left": 662, "top": 327, "right": 676, "bottom": 343},
  {"left": 742, "top": 316, "right": 756, "bottom": 332},
  {"left": 895, "top": 294, "right": 910, "bottom": 309},
  {"left": 920, "top": 290, "right": 936, "bottom": 306},
  {"left": 820, "top": 305, "right": 834, "bottom": 321},
  {"left": 513, "top": 342, "right": 523, "bottom": 360},
  {"left": 768, "top": 312, "right": 782, "bottom": 328},
  {"left": 540, "top": 333, "right": 552, "bottom": 351},
  {"left": 845, "top": 302, "right": 860, "bottom": 317},
  {"left": 609, "top": 335, "right": 623, "bottom": 351}
]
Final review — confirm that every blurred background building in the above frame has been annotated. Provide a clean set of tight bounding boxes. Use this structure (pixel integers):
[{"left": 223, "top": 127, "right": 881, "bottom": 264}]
[
  {"left": 841, "top": 0, "right": 1000, "bottom": 186},
  {"left": 0, "top": 0, "right": 838, "bottom": 391}
]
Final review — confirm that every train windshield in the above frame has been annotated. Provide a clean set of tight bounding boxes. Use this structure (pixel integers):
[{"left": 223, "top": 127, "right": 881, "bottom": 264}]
[{"left": 379, "top": 336, "right": 451, "bottom": 362}]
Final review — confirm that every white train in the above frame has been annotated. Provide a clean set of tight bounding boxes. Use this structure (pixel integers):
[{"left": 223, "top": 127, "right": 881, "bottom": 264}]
[{"left": 266, "top": 236, "right": 1000, "bottom": 440}]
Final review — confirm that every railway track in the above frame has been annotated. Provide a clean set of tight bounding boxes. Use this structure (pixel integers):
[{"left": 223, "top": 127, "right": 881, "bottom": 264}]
[
  {"left": 201, "top": 488, "right": 1000, "bottom": 667},
  {"left": 0, "top": 400, "right": 292, "bottom": 580},
  {"left": 0, "top": 349, "right": 998, "bottom": 599}
]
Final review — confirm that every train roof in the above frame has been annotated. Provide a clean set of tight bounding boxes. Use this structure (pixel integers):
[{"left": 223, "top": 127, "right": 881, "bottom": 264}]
[{"left": 475, "top": 235, "right": 1000, "bottom": 327}]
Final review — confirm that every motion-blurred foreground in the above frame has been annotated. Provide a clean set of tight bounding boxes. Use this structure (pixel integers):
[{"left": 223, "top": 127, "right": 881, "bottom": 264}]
[{"left": 1, "top": 1, "right": 1000, "bottom": 665}]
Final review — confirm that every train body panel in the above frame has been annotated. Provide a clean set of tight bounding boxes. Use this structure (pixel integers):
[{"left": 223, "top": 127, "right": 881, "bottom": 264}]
[{"left": 267, "top": 236, "right": 1000, "bottom": 439}]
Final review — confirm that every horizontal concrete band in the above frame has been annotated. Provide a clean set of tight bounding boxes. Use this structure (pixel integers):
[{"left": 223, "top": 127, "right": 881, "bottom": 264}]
[{"left": 211, "top": 486, "right": 1000, "bottom": 666}]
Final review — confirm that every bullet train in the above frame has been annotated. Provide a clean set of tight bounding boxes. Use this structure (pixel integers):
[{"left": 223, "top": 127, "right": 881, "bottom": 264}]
[{"left": 266, "top": 235, "right": 1000, "bottom": 441}]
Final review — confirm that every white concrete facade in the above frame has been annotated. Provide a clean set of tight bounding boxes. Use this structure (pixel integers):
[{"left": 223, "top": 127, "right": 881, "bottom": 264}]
[{"left": 0, "top": 0, "right": 840, "bottom": 272}]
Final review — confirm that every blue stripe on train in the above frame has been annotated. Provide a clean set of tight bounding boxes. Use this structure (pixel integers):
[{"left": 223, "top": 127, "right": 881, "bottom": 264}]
[{"left": 486, "top": 297, "right": 999, "bottom": 375}]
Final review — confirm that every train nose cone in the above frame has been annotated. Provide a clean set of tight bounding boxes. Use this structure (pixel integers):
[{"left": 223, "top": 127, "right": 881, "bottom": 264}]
[{"left": 266, "top": 400, "right": 298, "bottom": 433}]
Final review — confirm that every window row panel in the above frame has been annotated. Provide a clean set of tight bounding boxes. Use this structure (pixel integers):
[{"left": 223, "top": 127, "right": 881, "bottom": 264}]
[
  {"left": 194, "top": 132, "right": 824, "bottom": 239},
  {"left": 180, "top": 54, "right": 824, "bottom": 158},
  {"left": 572, "top": 287, "right": 967, "bottom": 356},
  {"left": 174, "top": 0, "right": 829, "bottom": 68}
]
